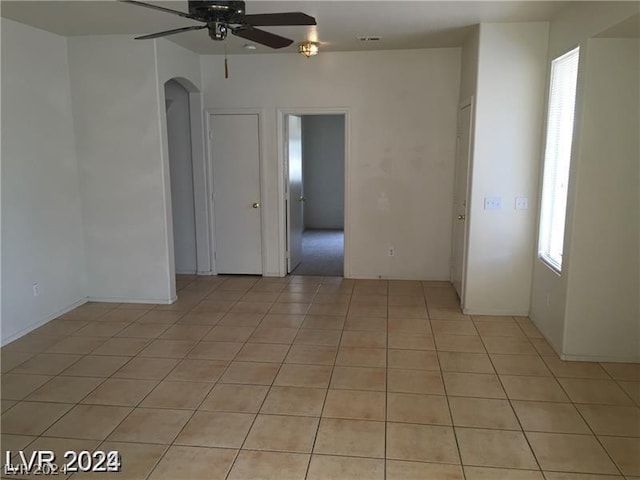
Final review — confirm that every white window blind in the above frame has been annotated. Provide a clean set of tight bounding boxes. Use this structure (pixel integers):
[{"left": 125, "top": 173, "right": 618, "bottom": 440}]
[{"left": 538, "top": 47, "right": 580, "bottom": 273}]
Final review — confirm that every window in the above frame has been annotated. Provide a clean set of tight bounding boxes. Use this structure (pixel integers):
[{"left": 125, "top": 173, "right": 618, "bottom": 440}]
[{"left": 538, "top": 47, "right": 580, "bottom": 273}]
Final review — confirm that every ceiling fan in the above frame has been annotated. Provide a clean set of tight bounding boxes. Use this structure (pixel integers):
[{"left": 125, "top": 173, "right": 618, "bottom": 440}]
[{"left": 121, "top": 0, "right": 317, "bottom": 49}]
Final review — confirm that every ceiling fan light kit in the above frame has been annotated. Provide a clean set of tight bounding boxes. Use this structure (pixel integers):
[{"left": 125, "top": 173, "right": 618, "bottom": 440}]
[
  {"left": 298, "top": 41, "right": 319, "bottom": 58},
  {"left": 121, "top": 0, "right": 316, "bottom": 50},
  {"left": 209, "top": 21, "right": 228, "bottom": 41}
]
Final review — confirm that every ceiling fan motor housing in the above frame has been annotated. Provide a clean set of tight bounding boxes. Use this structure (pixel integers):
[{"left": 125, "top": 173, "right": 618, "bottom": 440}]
[{"left": 188, "top": 1, "right": 246, "bottom": 23}]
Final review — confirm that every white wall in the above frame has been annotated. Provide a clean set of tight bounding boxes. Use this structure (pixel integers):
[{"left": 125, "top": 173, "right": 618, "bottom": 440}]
[
  {"left": 464, "top": 22, "right": 549, "bottom": 315},
  {"left": 1, "top": 32, "right": 208, "bottom": 344},
  {"left": 302, "top": 115, "right": 345, "bottom": 230},
  {"left": 1, "top": 19, "right": 87, "bottom": 344},
  {"left": 530, "top": 2, "right": 640, "bottom": 358},
  {"left": 165, "top": 80, "right": 197, "bottom": 274},
  {"left": 156, "top": 38, "right": 202, "bottom": 87},
  {"left": 67, "top": 36, "right": 174, "bottom": 303},
  {"left": 562, "top": 38, "right": 639, "bottom": 361},
  {"left": 201, "top": 49, "right": 461, "bottom": 279}
]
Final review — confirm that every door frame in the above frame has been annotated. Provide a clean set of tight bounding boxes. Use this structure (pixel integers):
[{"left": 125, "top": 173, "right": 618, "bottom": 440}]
[
  {"left": 450, "top": 96, "right": 475, "bottom": 308},
  {"left": 276, "top": 107, "right": 351, "bottom": 277},
  {"left": 205, "top": 107, "right": 267, "bottom": 275},
  {"left": 284, "top": 114, "right": 303, "bottom": 274}
]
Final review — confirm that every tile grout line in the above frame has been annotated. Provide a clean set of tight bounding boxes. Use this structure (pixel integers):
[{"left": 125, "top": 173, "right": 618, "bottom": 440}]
[
  {"left": 302, "top": 278, "right": 348, "bottom": 480},
  {"left": 122, "top": 274, "right": 203, "bottom": 480},
  {"left": 109, "top": 275, "right": 240, "bottom": 480},
  {"left": 384, "top": 280, "right": 389, "bottom": 480},
  {"left": 210, "top": 277, "right": 297, "bottom": 480},
  {"left": 220, "top": 276, "right": 320, "bottom": 480},
  {"left": 552, "top": 371, "right": 627, "bottom": 478},
  {"left": 477, "top": 327, "right": 546, "bottom": 476},
  {"left": 143, "top": 275, "right": 263, "bottom": 480},
  {"left": 426, "top": 287, "right": 467, "bottom": 480}
]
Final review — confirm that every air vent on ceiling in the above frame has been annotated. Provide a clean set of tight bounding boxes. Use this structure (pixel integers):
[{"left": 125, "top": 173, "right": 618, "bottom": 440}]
[{"left": 358, "top": 36, "right": 381, "bottom": 42}]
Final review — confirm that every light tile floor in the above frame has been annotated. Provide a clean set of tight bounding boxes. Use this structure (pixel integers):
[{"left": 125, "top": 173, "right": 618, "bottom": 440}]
[{"left": 1, "top": 275, "right": 639, "bottom": 479}]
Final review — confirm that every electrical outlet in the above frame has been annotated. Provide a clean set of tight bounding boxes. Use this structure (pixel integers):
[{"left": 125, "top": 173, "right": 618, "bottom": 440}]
[
  {"left": 388, "top": 247, "right": 395, "bottom": 257},
  {"left": 32, "top": 283, "right": 40, "bottom": 297}
]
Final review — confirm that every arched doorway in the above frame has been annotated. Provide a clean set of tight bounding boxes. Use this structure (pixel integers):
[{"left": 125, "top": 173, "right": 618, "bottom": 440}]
[{"left": 165, "top": 79, "right": 197, "bottom": 274}]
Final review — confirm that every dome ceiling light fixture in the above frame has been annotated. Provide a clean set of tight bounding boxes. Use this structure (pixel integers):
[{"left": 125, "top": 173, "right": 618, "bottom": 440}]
[{"left": 299, "top": 41, "right": 319, "bottom": 57}]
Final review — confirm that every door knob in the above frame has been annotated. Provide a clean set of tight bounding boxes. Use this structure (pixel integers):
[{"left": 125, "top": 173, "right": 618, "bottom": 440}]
[
  {"left": 252, "top": 202, "right": 261, "bottom": 209},
  {"left": 299, "top": 196, "right": 306, "bottom": 202},
  {"left": 458, "top": 215, "right": 466, "bottom": 220}
]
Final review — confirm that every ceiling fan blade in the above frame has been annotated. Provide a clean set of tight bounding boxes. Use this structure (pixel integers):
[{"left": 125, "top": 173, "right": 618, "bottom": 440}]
[
  {"left": 120, "top": 0, "right": 201, "bottom": 21},
  {"left": 232, "top": 26, "right": 293, "bottom": 49},
  {"left": 243, "top": 12, "right": 317, "bottom": 27},
  {"left": 135, "top": 25, "right": 207, "bottom": 40}
]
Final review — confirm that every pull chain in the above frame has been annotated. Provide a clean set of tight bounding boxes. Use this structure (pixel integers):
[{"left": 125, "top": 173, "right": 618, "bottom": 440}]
[{"left": 224, "top": 43, "right": 229, "bottom": 79}]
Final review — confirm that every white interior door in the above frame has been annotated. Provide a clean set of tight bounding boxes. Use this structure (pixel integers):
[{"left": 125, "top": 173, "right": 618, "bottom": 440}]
[
  {"left": 286, "top": 115, "right": 303, "bottom": 273},
  {"left": 210, "top": 114, "right": 262, "bottom": 274},
  {"left": 451, "top": 100, "right": 473, "bottom": 301}
]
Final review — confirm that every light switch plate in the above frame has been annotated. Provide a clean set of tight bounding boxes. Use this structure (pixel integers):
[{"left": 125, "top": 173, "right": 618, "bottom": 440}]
[
  {"left": 484, "top": 197, "right": 503, "bottom": 210},
  {"left": 515, "top": 197, "right": 529, "bottom": 210}
]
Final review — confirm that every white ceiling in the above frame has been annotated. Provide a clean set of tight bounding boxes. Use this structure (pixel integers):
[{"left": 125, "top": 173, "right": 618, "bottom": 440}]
[{"left": 1, "top": 0, "right": 572, "bottom": 54}]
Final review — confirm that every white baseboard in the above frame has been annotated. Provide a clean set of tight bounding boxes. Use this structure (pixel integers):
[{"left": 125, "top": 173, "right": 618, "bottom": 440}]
[
  {"left": 345, "top": 275, "right": 451, "bottom": 281},
  {"left": 87, "top": 295, "right": 177, "bottom": 305},
  {"left": 517, "top": 321, "right": 637, "bottom": 363},
  {"left": 560, "top": 353, "right": 640, "bottom": 363},
  {"left": 0, "top": 297, "right": 88, "bottom": 347},
  {"left": 462, "top": 308, "right": 531, "bottom": 317}
]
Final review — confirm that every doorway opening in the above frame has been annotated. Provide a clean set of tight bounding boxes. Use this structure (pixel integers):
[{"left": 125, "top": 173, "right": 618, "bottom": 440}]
[
  {"left": 165, "top": 79, "right": 197, "bottom": 275},
  {"left": 284, "top": 113, "right": 346, "bottom": 276}
]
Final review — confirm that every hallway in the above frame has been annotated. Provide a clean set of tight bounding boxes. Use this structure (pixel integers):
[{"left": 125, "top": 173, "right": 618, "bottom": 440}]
[{"left": 291, "top": 230, "right": 344, "bottom": 277}]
